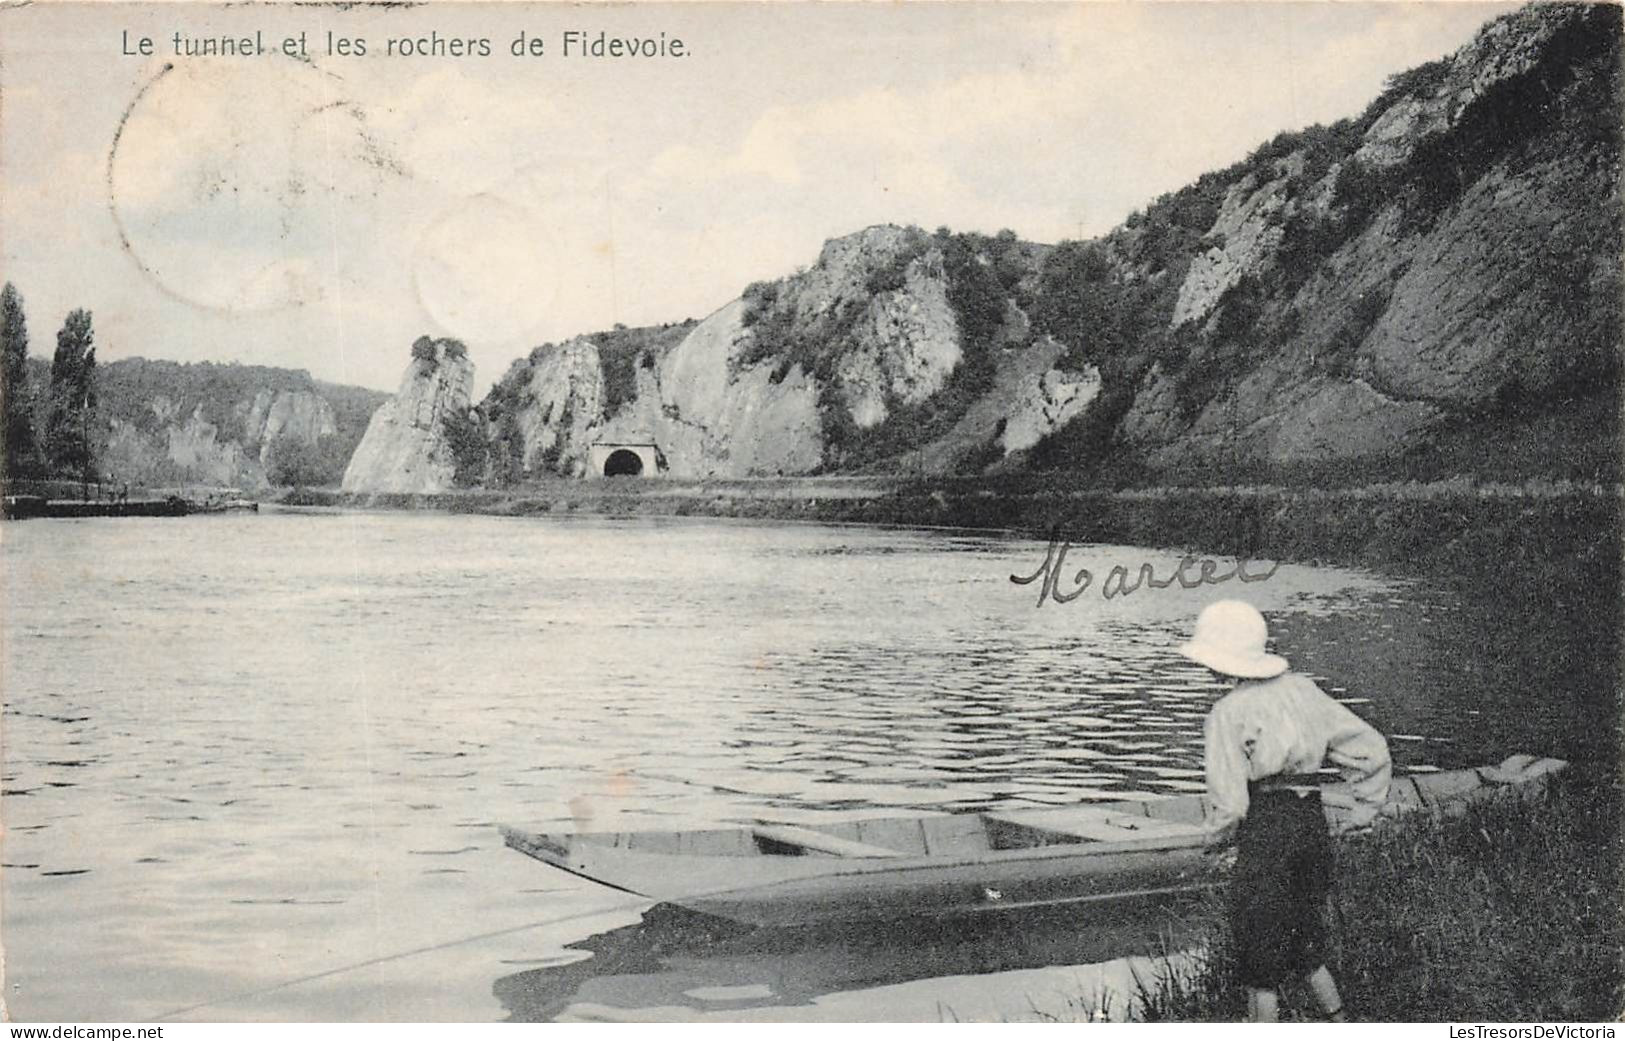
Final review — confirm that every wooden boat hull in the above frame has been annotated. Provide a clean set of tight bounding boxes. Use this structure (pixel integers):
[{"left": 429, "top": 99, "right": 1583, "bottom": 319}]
[
  {"left": 505, "top": 822, "right": 1218, "bottom": 928},
  {"left": 501, "top": 754, "right": 1566, "bottom": 928},
  {"left": 672, "top": 845, "right": 1215, "bottom": 927}
]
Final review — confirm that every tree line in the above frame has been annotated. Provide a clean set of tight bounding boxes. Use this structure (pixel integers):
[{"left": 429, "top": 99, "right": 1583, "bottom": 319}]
[{"left": 1, "top": 282, "right": 99, "bottom": 485}]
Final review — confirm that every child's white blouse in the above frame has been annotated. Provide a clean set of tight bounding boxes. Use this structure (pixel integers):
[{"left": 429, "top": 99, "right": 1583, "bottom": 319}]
[{"left": 1202, "top": 672, "right": 1392, "bottom": 834}]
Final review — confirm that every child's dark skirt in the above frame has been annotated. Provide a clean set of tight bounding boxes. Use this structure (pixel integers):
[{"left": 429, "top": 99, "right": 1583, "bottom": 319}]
[{"left": 1231, "top": 783, "right": 1334, "bottom": 988}]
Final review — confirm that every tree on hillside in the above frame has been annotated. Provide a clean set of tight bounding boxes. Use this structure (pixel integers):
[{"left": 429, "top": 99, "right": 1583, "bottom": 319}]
[
  {"left": 1032, "top": 242, "right": 1131, "bottom": 368},
  {"left": 46, "top": 308, "right": 97, "bottom": 479},
  {"left": 1, "top": 282, "right": 41, "bottom": 480},
  {"left": 264, "top": 432, "right": 350, "bottom": 488}
]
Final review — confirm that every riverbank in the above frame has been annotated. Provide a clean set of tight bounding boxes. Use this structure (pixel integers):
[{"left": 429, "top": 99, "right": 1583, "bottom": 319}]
[{"left": 1131, "top": 768, "right": 1623, "bottom": 1022}]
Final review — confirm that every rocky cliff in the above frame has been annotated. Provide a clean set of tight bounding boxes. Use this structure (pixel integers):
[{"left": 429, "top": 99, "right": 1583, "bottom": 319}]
[
  {"left": 341, "top": 338, "right": 480, "bottom": 493},
  {"left": 466, "top": 223, "right": 1068, "bottom": 480},
  {"left": 1040, "top": 1, "right": 1621, "bottom": 474},
  {"left": 345, "top": 3, "right": 1618, "bottom": 487}
]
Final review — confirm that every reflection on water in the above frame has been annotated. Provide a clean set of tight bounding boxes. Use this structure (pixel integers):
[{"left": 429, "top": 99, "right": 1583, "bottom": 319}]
[
  {"left": 493, "top": 897, "right": 1206, "bottom": 1022},
  {"left": 0, "top": 511, "right": 1610, "bottom": 1020}
]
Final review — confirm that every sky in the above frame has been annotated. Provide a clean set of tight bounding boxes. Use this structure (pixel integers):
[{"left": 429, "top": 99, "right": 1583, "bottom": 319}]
[{"left": 0, "top": 1, "right": 1519, "bottom": 396}]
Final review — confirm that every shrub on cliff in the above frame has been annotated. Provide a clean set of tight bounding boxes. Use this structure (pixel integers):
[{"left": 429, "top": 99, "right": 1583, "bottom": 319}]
[
  {"left": 441, "top": 408, "right": 488, "bottom": 487},
  {"left": 937, "top": 229, "right": 1013, "bottom": 353},
  {"left": 591, "top": 321, "right": 693, "bottom": 416},
  {"left": 740, "top": 280, "right": 779, "bottom": 327},
  {"left": 479, "top": 369, "right": 530, "bottom": 487},
  {"left": 738, "top": 277, "right": 824, "bottom": 381},
  {"left": 409, "top": 335, "right": 467, "bottom": 373},
  {"left": 1031, "top": 242, "right": 1131, "bottom": 367},
  {"left": 411, "top": 336, "right": 439, "bottom": 372}
]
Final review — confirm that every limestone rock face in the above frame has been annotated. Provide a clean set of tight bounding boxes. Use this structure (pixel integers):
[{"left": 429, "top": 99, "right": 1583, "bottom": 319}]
[
  {"left": 101, "top": 393, "right": 265, "bottom": 489},
  {"left": 1355, "top": 4, "right": 1579, "bottom": 170},
  {"left": 341, "top": 338, "right": 475, "bottom": 493},
  {"left": 478, "top": 226, "right": 957, "bottom": 480},
  {"left": 1259, "top": 379, "right": 1439, "bottom": 462},
  {"left": 1357, "top": 155, "right": 1610, "bottom": 404},
  {"left": 890, "top": 336, "right": 1098, "bottom": 473},
  {"left": 506, "top": 338, "right": 603, "bottom": 477},
  {"left": 781, "top": 225, "right": 922, "bottom": 326},
  {"left": 167, "top": 406, "right": 254, "bottom": 480},
  {"left": 71, "top": 7, "right": 1619, "bottom": 490},
  {"left": 835, "top": 248, "right": 961, "bottom": 429},
  {"left": 706, "top": 361, "right": 824, "bottom": 476},
  {"left": 1002, "top": 365, "right": 1101, "bottom": 454},
  {"left": 656, "top": 299, "right": 751, "bottom": 441},
  {"left": 488, "top": 301, "right": 823, "bottom": 480},
  {"left": 1355, "top": 96, "right": 1448, "bottom": 169},
  {"left": 1118, "top": 364, "right": 1184, "bottom": 448},
  {"left": 649, "top": 301, "right": 822, "bottom": 477},
  {"left": 1169, "top": 166, "right": 1293, "bottom": 329},
  {"left": 243, "top": 390, "right": 337, "bottom": 467},
  {"left": 835, "top": 349, "right": 890, "bottom": 429},
  {"left": 1165, "top": 360, "right": 1440, "bottom": 465}
]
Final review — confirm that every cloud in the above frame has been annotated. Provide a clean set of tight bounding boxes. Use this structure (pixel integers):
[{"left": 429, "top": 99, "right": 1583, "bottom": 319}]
[
  {"left": 361, "top": 65, "right": 569, "bottom": 193},
  {"left": 614, "top": 3, "right": 1515, "bottom": 247}
]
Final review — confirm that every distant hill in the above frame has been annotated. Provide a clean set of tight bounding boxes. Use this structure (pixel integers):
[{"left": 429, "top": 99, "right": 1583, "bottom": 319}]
[{"left": 20, "top": 356, "right": 388, "bottom": 490}]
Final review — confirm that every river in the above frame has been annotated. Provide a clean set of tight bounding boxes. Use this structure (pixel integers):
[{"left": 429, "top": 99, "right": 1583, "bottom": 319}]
[{"left": 0, "top": 510, "right": 1609, "bottom": 1020}]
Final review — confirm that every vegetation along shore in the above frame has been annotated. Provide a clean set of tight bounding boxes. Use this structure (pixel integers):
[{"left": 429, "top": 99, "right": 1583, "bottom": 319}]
[{"left": 1134, "top": 769, "right": 1622, "bottom": 1022}]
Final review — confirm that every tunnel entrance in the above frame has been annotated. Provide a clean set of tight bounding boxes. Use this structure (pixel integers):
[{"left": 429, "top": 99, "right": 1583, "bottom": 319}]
[
  {"left": 603, "top": 448, "right": 645, "bottom": 477},
  {"left": 588, "top": 441, "right": 660, "bottom": 478}
]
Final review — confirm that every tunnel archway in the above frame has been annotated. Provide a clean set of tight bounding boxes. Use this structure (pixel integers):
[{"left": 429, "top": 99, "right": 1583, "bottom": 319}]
[
  {"left": 588, "top": 441, "right": 659, "bottom": 478},
  {"left": 603, "top": 449, "right": 645, "bottom": 477}
]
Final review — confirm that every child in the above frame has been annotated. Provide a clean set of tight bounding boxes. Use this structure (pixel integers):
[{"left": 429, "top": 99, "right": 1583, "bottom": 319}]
[{"left": 1178, "top": 599, "right": 1392, "bottom": 1022}]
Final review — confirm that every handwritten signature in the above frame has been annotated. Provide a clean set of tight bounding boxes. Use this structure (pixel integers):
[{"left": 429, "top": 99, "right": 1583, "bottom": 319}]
[{"left": 1011, "top": 535, "right": 1280, "bottom": 607}]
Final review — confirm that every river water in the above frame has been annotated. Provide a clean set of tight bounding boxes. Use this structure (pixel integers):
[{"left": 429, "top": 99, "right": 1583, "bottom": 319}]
[{"left": 0, "top": 511, "right": 1609, "bottom": 1021}]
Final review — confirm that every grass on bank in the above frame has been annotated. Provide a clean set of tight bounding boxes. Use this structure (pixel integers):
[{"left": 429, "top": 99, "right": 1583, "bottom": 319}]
[{"left": 1133, "top": 772, "right": 1624, "bottom": 1022}]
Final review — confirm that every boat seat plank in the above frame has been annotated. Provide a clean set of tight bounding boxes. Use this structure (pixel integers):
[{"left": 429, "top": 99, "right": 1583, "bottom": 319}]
[
  {"left": 1093, "top": 800, "right": 1153, "bottom": 818},
  {"left": 986, "top": 807, "right": 1208, "bottom": 843},
  {"left": 1142, "top": 796, "right": 1207, "bottom": 826},
  {"left": 850, "top": 817, "right": 930, "bottom": 856},
  {"left": 752, "top": 823, "right": 905, "bottom": 858},
  {"left": 921, "top": 814, "right": 992, "bottom": 856}
]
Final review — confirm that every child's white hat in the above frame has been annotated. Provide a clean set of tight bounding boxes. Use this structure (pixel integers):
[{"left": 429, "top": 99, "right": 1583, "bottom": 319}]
[{"left": 1177, "top": 599, "right": 1289, "bottom": 679}]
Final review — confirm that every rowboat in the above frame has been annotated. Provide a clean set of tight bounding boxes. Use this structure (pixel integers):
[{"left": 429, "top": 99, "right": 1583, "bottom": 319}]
[{"left": 500, "top": 754, "right": 1566, "bottom": 928}]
